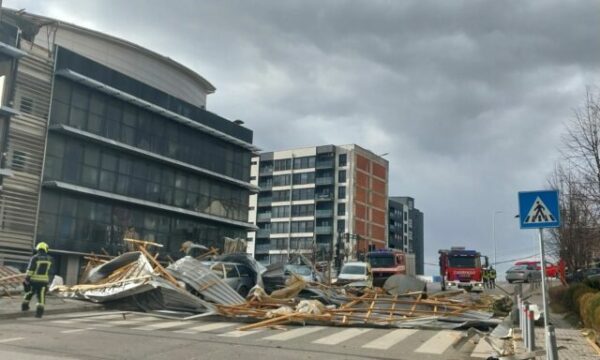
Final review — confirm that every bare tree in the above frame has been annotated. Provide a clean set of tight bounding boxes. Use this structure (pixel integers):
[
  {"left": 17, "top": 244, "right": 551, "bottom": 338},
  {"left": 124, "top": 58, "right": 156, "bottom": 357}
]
[
  {"left": 562, "top": 88, "right": 600, "bottom": 202},
  {"left": 547, "top": 164, "right": 598, "bottom": 270}
]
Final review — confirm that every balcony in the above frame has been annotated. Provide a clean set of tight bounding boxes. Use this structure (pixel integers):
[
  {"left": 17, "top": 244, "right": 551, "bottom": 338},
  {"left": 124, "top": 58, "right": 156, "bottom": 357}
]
[
  {"left": 255, "top": 244, "right": 271, "bottom": 253},
  {"left": 315, "top": 209, "right": 333, "bottom": 218},
  {"left": 257, "top": 198, "right": 273, "bottom": 206},
  {"left": 259, "top": 167, "right": 273, "bottom": 176},
  {"left": 315, "top": 226, "right": 333, "bottom": 235},
  {"left": 258, "top": 183, "right": 272, "bottom": 191},
  {"left": 315, "top": 177, "right": 334, "bottom": 185},
  {"left": 315, "top": 193, "right": 333, "bottom": 201},
  {"left": 256, "top": 213, "right": 272, "bottom": 222},
  {"left": 256, "top": 229, "right": 271, "bottom": 238},
  {"left": 316, "top": 159, "right": 334, "bottom": 169}
]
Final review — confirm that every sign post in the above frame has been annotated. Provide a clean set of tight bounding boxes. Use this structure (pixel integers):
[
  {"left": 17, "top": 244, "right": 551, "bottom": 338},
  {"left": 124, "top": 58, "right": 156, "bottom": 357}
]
[{"left": 518, "top": 190, "right": 560, "bottom": 360}]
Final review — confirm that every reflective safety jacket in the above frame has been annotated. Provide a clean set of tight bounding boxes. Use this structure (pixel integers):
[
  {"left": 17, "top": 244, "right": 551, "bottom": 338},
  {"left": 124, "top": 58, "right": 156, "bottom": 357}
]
[
  {"left": 490, "top": 269, "right": 497, "bottom": 279},
  {"left": 482, "top": 270, "right": 490, "bottom": 280},
  {"left": 26, "top": 251, "right": 54, "bottom": 284}
]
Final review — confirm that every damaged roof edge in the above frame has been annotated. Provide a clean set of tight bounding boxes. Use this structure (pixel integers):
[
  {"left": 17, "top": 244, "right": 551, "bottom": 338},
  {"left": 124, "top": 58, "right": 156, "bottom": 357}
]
[{"left": 2, "top": 7, "right": 216, "bottom": 94}]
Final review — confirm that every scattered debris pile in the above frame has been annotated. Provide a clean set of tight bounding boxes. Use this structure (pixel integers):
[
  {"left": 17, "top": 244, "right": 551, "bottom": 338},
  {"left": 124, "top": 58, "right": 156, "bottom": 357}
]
[
  {"left": 0, "top": 265, "right": 25, "bottom": 296},
  {"left": 218, "top": 284, "right": 504, "bottom": 331},
  {"left": 49, "top": 239, "right": 510, "bottom": 332},
  {"left": 166, "top": 256, "right": 245, "bottom": 306}
]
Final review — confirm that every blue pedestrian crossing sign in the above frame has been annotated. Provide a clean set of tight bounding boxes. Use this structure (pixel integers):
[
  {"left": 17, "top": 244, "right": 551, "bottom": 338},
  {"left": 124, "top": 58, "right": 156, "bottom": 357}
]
[{"left": 518, "top": 190, "right": 561, "bottom": 229}]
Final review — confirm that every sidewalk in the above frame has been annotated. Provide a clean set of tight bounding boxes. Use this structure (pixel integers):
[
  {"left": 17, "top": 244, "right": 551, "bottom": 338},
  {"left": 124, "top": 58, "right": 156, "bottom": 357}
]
[
  {"left": 0, "top": 294, "right": 103, "bottom": 320},
  {"left": 514, "top": 287, "right": 600, "bottom": 359}
]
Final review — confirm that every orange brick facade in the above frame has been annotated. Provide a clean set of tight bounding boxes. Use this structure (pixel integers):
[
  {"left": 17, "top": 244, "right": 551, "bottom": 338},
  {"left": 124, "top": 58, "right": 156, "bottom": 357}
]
[{"left": 353, "top": 153, "right": 387, "bottom": 253}]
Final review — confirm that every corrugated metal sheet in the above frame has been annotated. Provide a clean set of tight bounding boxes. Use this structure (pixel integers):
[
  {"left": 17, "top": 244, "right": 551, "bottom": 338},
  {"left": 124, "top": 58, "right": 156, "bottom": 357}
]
[{"left": 167, "top": 256, "right": 245, "bottom": 306}]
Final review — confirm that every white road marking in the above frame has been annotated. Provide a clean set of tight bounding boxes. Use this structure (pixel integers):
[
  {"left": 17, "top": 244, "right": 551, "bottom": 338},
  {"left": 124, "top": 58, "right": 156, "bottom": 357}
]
[
  {"left": 0, "top": 337, "right": 25, "bottom": 343},
  {"left": 313, "top": 328, "right": 372, "bottom": 345},
  {"left": 104, "top": 316, "right": 158, "bottom": 326},
  {"left": 470, "top": 337, "right": 494, "bottom": 358},
  {"left": 362, "top": 329, "right": 418, "bottom": 350},
  {"left": 60, "top": 328, "right": 94, "bottom": 334},
  {"left": 132, "top": 320, "right": 188, "bottom": 331},
  {"left": 174, "top": 322, "right": 237, "bottom": 334},
  {"left": 52, "top": 314, "right": 125, "bottom": 324},
  {"left": 219, "top": 329, "right": 263, "bottom": 338},
  {"left": 262, "top": 326, "right": 325, "bottom": 341},
  {"left": 414, "top": 330, "right": 462, "bottom": 354}
]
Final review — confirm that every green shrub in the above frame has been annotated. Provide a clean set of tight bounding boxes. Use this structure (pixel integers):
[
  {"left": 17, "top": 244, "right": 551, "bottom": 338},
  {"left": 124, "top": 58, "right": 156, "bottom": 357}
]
[
  {"left": 579, "top": 293, "right": 599, "bottom": 327},
  {"left": 583, "top": 293, "right": 600, "bottom": 329},
  {"left": 567, "top": 283, "right": 595, "bottom": 314},
  {"left": 584, "top": 278, "right": 600, "bottom": 291},
  {"left": 592, "top": 304, "right": 600, "bottom": 332}
]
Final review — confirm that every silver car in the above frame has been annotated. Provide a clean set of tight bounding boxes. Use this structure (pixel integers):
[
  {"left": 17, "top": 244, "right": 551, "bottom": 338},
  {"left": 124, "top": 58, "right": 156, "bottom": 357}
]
[
  {"left": 506, "top": 264, "right": 542, "bottom": 283},
  {"left": 202, "top": 261, "right": 254, "bottom": 297}
]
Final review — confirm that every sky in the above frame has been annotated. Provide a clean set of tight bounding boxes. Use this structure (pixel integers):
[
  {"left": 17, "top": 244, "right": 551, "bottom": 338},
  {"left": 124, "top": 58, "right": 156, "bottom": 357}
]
[{"left": 5, "top": 0, "right": 600, "bottom": 275}]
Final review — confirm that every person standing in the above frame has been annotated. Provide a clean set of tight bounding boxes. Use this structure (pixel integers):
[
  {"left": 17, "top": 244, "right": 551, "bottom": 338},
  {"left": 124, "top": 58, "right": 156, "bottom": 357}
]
[
  {"left": 22, "top": 242, "right": 54, "bottom": 318},
  {"left": 489, "top": 266, "right": 497, "bottom": 289},
  {"left": 482, "top": 267, "right": 490, "bottom": 289}
]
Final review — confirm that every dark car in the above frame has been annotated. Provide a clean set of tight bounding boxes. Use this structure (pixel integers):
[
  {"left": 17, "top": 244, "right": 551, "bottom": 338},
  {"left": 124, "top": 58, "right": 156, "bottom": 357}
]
[
  {"left": 567, "top": 267, "right": 600, "bottom": 283},
  {"left": 202, "top": 261, "right": 254, "bottom": 297}
]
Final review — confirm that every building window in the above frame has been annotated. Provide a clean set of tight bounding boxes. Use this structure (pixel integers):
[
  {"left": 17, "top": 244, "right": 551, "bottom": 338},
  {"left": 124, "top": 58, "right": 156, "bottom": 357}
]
[
  {"left": 338, "top": 154, "right": 347, "bottom": 167},
  {"left": 12, "top": 150, "right": 27, "bottom": 171},
  {"left": 293, "top": 172, "right": 315, "bottom": 185},
  {"left": 337, "top": 203, "right": 346, "bottom": 216},
  {"left": 337, "top": 219, "right": 345, "bottom": 233},
  {"left": 19, "top": 96, "right": 34, "bottom": 114},
  {"left": 292, "top": 204, "right": 314, "bottom": 217},
  {"left": 274, "top": 159, "right": 292, "bottom": 171},
  {"left": 338, "top": 186, "right": 346, "bottom": 199},
  {"left": 292, "top": 188, "right": 315, "bottom": 201},
  {"left": 338, "top": 170, "right": 346, "bottom": 183},
  {"left": 273, "top": 174, "right": 291, "bottom": 186},
  {"left": 293, "top": 156, "right": 315, "bottom": 169}
]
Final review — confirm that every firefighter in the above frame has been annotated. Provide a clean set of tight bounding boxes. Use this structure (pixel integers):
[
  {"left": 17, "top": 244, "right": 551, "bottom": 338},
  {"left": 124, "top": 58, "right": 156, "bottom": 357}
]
[
  {"left": 489, "top": 266, "right": 497, "bottom": 289},
  {"left": 482, "top": 267, "right": 490, "bottom": 289},
  {"left": 22, "top": 242, "right": 54, "bottom": 318}
]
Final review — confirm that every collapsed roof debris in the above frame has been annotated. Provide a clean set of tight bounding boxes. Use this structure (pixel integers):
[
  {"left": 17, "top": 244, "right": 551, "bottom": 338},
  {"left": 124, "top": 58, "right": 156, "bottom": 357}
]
[{"left": 47, "top": 238, "right": 509, "bottom": 331}]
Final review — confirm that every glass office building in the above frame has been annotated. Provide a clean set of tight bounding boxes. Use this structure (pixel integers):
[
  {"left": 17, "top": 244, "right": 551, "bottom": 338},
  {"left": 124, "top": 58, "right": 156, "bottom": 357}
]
[{"left": 0, "top": 9, "right": 257, "bottom": 283}]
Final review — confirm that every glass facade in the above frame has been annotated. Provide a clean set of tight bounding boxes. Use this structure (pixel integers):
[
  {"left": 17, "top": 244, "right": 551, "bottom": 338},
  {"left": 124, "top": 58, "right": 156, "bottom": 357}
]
[
  {"left": 51, "top": 78, "right": 251, "bottom": 182},
  {"left": 55, "top": 47, "right": 253, "bottom": 143},
  {"left": 44, "top": 134, "right": 249, "bottom": 222},
  {"left": 37, "top": 191, "right": 246, "bottom": 257},
  {"left": 37, "top": 49, "right": 254, "bottom": 258}
]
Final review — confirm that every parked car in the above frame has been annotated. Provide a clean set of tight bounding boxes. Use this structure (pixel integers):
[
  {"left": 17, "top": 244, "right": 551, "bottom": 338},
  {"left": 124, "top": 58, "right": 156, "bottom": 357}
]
[
  {"left": 567, "top": 267, "right": 600, "bottom": 283},
  {"left": 334, "top": 262, "right": 373, "bottom": 287},
  {"left": 284, "top": 264, "right": 323, "bottom": 283},
  {"left": 514, "top": 260, "right": 558, "bottom": 278},
  {"left": 202, "top": 261, "right": 254, "bottom": 297},
  {"left": 506, "top": 264, "right": 542, "bottom": 283}
]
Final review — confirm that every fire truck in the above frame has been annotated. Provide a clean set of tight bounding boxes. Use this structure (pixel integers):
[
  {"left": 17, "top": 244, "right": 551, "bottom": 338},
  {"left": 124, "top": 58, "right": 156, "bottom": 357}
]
[
  {"left": 367, "top": 249, "right": 414, "bottom": 287},
  {"left": 438, "top": 247, "right": 488, "bottom": 292}
]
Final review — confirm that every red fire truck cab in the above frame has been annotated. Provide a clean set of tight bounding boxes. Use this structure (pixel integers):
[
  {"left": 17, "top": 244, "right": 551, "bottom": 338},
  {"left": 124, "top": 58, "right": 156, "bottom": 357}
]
[
  {"left": 367, "top": 249, "right": 407, "bottom": 287},
  {"left": 439, "top": 247, "right": 488, "bottom": 292}
]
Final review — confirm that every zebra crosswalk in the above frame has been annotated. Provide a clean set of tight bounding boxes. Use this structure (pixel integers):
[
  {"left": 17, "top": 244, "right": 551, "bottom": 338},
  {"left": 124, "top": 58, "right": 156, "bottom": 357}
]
[{"left": 43, "top": 313, "right": 493, "bottom": 358}]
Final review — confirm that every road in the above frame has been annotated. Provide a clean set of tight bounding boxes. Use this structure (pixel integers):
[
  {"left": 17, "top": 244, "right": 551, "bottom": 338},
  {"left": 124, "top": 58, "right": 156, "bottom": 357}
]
[{"left": 0, "top": 310, "right": 496, "bottom": 360}]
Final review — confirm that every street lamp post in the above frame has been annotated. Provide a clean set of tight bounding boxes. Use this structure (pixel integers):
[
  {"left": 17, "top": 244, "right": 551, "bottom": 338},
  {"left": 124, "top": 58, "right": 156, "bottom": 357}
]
[{"left": 493, "top": 211, "right": 503, "bottom": 268}]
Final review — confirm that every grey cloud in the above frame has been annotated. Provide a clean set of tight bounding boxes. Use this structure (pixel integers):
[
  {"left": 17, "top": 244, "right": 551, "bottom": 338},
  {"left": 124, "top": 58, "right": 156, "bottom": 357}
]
[{"left": 6, "top": 0, "right": 600, "bottom": 274}]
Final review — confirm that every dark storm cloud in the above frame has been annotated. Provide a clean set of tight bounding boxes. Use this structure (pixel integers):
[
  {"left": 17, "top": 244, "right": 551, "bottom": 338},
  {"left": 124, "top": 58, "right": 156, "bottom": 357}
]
[{"left": 7, "top": 0, "right": 600, "bottom": 273}]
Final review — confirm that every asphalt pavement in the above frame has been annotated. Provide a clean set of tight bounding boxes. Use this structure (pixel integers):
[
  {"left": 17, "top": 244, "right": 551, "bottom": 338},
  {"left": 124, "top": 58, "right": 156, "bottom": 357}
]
[{"left": 0, "top": 311, "right": 493, "bottom": 360}]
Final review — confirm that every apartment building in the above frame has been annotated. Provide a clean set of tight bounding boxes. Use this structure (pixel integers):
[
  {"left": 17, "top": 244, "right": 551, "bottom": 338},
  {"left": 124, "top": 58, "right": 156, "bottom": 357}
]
[
  {"left": 248, "top": 144, "right": 388, "bottom": 264},
  {"left": 389, "top": 196, "right": 424, "bottom": 275}
]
